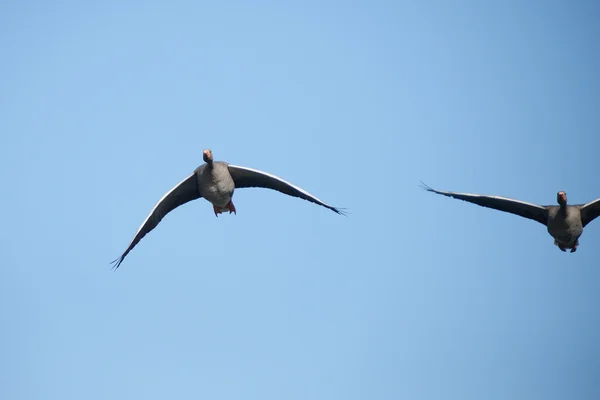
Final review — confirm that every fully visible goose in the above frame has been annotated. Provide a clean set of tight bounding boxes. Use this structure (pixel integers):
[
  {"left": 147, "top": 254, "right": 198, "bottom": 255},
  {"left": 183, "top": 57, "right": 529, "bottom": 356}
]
[
  {"left": 112, "top": 149, "right": 345, "bottom": 269},
  {"left": 422, "top": 182, "right": 600, "bottom": 253}
]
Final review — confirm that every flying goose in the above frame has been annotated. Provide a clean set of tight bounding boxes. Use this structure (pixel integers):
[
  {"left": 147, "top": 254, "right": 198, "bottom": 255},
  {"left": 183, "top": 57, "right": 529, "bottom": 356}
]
[
  {"left": 421, "top": 182, "right": 600, "bottom": 253},
  {"left": 111, "top": 149, "right": 345, "bottom": 269}
]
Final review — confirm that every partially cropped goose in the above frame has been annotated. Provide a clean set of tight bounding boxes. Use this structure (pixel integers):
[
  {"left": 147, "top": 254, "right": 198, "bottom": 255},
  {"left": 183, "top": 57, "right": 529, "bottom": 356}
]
[
  {"left": 112, "top": 149, "right": 345, "bottom": 269},
  {"left": 422, "top": 182, "right": 600, "bottom": 253}
]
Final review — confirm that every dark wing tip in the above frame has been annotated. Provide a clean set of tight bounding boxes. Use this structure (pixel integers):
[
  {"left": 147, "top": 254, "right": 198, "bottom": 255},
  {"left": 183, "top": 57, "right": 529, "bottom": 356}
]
[
  {"left": 419, "top": 181, "right": 436, "bottom": 192},
  {"left": 330, "top": 206, "right": 349, "bottom": 216},
  {"left": 109, "top": 254, "right": 126, "bottom": 271}
]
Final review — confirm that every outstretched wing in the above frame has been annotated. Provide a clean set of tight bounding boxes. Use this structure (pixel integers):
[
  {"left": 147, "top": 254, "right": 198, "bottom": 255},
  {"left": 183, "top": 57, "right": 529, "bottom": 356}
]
[
  {"left": 227, "top": 164, "right": 345, "bottom": 215},
  {"left": 579, "top": 197, "right": 600, "bottom": 227},
  {"left": 421, "top": 182, "right": 548, "bottom": 226},
  {"left": 111, "top": 173, "right": 200, "bottom": 269}
]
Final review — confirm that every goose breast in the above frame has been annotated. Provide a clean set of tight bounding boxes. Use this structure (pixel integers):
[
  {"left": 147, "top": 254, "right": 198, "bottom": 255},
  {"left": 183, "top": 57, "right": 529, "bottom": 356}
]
[
  {"left": 197, "top": 162, "right": 235, "bottom": 208},
  {"left": 547, "top": 206, "right": 583, "bottom": 246}
]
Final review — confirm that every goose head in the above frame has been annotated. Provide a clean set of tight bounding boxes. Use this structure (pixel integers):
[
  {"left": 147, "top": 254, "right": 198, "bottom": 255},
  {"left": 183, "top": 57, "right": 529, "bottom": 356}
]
[
  {"left": 557, "top": 191, "right": 567, "bottom": 207},
  {"left": 203, "top": 149, "right": 213, "bottom": 164}
]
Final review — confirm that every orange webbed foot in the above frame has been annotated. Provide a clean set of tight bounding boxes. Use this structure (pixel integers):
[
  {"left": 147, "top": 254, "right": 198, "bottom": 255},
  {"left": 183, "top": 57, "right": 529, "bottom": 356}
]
[{"left": 227, "top": 200, "right": 236, "bottom": 215}]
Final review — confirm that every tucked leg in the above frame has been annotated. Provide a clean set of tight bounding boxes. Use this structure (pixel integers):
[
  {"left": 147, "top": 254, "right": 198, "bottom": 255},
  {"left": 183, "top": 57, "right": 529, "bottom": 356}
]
[
  {"left": 570, "top": 240, "right": 579, "bottom": 253},
  {"left": 226, "top": 200, "right": 236, "bottom": 214},
  {"left": 554, "top": 239, "right": 567, "bottom": 252}
]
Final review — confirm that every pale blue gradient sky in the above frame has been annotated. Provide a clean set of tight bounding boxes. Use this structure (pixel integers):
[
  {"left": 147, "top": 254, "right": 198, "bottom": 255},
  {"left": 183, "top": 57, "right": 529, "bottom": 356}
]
[{"left": 2, "top": 1, "right": 600, "bottom": 399}]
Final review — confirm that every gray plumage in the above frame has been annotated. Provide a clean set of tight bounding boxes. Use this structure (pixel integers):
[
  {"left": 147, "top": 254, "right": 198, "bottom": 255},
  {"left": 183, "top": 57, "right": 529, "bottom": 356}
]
[
  {"left": 421, "top": 182, "right": 600, "bottom": 253},
  {"left": 111, "top": 150, "right": 345, "bottom": 269},
  {"left": 546, "top": 206, "right": 583, "bottom": 249},
  {"left": 196, "top": 161, "right": 235, "bottom": 208}
]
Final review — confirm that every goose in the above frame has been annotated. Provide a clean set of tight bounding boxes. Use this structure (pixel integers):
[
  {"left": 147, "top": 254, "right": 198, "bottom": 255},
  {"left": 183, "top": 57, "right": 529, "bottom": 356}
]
[
  {"left": 111, "top": 149, "right": 345, "bottom": 269},
  {"left": 421, "top": 182, "right": 600, "bottom": 253}
]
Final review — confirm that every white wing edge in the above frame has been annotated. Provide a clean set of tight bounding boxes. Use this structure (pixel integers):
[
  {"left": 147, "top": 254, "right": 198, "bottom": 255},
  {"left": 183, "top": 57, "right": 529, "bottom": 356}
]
[
  {"left": 228, "top": 164, "right": 334, "bottom": 207},
  {"left": 429, "top": 187, "right": 547, "bottom": 211},
  {"left": 124, "top": 173, "right": 196, "bottom": 248}
]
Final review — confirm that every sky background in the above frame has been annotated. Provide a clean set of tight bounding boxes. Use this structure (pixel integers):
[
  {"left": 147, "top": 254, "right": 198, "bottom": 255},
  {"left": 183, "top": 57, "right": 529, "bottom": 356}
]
[{"left": 2, "top": 0, "right": 600, "bottom": 399}]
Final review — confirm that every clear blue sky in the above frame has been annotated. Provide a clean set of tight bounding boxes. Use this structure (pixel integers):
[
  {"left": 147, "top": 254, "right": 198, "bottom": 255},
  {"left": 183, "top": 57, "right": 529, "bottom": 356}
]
[{"left": 2, "top": 1, "right": 599, "bottom": 399}]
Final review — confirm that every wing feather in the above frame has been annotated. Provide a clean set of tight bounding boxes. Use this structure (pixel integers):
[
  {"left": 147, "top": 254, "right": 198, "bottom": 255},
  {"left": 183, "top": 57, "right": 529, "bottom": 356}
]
[
  {"left": 580, "top": 197, "right": 600, "bottom": 227},
  {"left": 228, "top": 164, "right": 345, "bottom": 215},
  {"left": 421, "top": 182, "right": 548, "bottom": 226},
  {"left": 111, "top": 173, "right": 200, "bottom": 269}
]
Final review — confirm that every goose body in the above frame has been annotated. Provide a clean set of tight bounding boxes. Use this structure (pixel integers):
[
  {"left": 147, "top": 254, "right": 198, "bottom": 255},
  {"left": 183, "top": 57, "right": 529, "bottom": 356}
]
[
  {"left": 547, "top": 206, "right": 583, "bottom": 249},
  {"left": 196, "top": 161, "right": 236, "bottom": 209},
  {"left": 422, "top": 182, "right": 600, "bottom": 253},
  {"left": 111, "top": 150, "right": 345, "bottom": 269}
]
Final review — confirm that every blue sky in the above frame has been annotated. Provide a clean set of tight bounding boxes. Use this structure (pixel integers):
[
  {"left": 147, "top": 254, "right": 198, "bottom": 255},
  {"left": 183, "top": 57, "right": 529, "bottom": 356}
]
[{"left": 2, "top": 0, "right": 600, "bottom": 399}]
